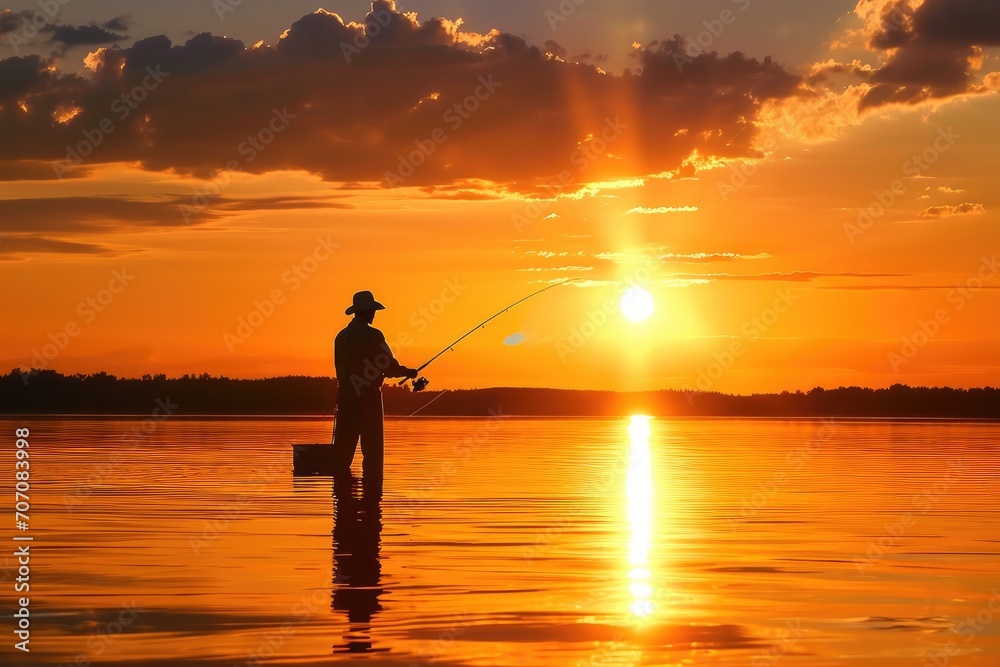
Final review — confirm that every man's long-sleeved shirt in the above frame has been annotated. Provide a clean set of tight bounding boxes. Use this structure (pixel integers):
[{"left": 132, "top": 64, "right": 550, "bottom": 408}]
[{"left": 334, "top": 318, "right": 406, "bottom": 402}]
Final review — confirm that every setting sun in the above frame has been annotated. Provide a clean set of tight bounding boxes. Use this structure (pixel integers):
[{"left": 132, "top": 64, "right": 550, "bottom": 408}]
[{"left": 621, "top": 286, "right": 655, "bottom": 323}]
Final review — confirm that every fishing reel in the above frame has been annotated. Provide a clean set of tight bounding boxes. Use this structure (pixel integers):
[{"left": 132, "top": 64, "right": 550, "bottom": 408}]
[{"left": 411, "top": 376, "right": 430, "bottom": 392}]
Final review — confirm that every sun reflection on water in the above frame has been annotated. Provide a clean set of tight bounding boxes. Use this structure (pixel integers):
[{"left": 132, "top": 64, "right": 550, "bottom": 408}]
[{"left": 626, "top": 415, "right": 654, "bottom": 618}]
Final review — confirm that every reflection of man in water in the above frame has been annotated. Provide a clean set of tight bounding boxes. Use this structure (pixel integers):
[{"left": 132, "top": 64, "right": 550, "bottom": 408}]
[
  {"left": 334, "top": 291, "right": 418, "bottom": 493},
  {"left": 332, "top": 475, "right": 383, "bottom": 653}
]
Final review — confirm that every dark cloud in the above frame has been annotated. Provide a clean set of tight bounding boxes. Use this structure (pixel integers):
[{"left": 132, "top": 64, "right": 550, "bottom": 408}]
[
  {"left": 0, "top": 9, "right": 35, "bottom": 36},
  {"left": 0, "top": 194, "right": 355, "bottom": 240},
  {"left": 50, "top": 24, "right": 127, "bottom": 48},
  {"left": 640, "top": 36, "right": 800, "bottom": 100},
  {"left": 912, "top": 0, "right": 1000, "bottom": 46},
  {"left": 213, "top": 196, "right": 354, "bottom": 211},
  {"left": 0, "top": 56, "right": 62, "bottom": 100},
  {"left": 274, "top": 3, "right": 459, "bottom": 58},
  {"left": 273, "top": 9, "right": 354, "bottom": 58},
  {"left": 863, "top": 42, "right": 977, "bottom": 107},
  {"left": 0, "top": 159, "right": 93, "bottom": 180},
  {"left": 858, "top": 0, "right": 1000, "bottom": 110},
  {"left": 544, "top": 40, "right": 567, "bottom": 59},
  {"left": 107, "top": 32, "right": 245, "bottom": 76},
  {"left": 0, "top": 6, "right": 805, "bottom": 195},
  {"left": 1, "top": 11, "right": 130, "bottom": 49},
  {"left": 572, "top": 52, "right": 609, "bottom": 64},
  {"left": 866, "top": 1, "right": 917, "bottom": 50},
  {"left": 0, "top": 234, "right": 121, "bottom": 258},
  {"left": 0, "top": 196, "right": 209, "bottom": 233},
  {"left": 103, "top": 16, "right": 132, "bottom": 33}
]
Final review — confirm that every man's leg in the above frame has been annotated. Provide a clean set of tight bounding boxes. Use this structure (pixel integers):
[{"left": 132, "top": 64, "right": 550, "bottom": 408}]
[
  {"left": 359, "top": 394, "right": 385, "bottom": 498},
  {"left": 333, "top": 402, "right": 363, "bottom": 478}
]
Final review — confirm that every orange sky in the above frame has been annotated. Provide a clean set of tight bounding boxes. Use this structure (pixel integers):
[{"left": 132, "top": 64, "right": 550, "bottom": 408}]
[{"left": 1, "top": 1, "right": 998, "bottom": 392}]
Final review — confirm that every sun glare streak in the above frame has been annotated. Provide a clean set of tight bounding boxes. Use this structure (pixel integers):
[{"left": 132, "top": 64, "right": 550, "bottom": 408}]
[{"left": 626, "top": 415, "right": 654, "bottom": 618}]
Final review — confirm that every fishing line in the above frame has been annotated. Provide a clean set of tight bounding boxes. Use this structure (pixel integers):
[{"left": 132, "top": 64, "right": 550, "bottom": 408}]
[
  {"left": 405, "top": 389, "right": 450, "bottom": 417},
  {"left": 398, "top": 277, "right": 582, "bottom": 392}
]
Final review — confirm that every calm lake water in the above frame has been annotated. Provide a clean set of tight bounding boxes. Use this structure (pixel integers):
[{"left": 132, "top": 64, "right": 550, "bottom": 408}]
[{"left": 1, "top": 416, "right": 999, "bottom": 667}]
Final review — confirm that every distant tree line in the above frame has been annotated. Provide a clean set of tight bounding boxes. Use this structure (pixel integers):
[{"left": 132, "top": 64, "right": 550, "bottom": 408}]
[{"left": 1, "top": 370, "right": 998, "bottom": 418}]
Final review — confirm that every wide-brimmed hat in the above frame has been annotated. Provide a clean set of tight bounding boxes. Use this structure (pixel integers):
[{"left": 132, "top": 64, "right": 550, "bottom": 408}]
[{"left": 345, "top": 290, "right": 385, "bottom": 315}]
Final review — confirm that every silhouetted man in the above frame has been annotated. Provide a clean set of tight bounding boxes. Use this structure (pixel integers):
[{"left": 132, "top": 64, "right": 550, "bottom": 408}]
[{"left": 333, "top": 291, "right": 417, "bottom": 494}]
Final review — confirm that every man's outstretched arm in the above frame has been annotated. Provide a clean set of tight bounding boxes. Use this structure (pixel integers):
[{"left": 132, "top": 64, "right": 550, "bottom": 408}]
[{"left": 377, "top": 336, "right": 418, "bottom": 379}]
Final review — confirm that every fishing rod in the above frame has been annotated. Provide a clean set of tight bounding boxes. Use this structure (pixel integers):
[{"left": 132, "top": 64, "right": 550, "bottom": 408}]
[{"left": 399, "top": 278, "right": 582, "bottom": 392}]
